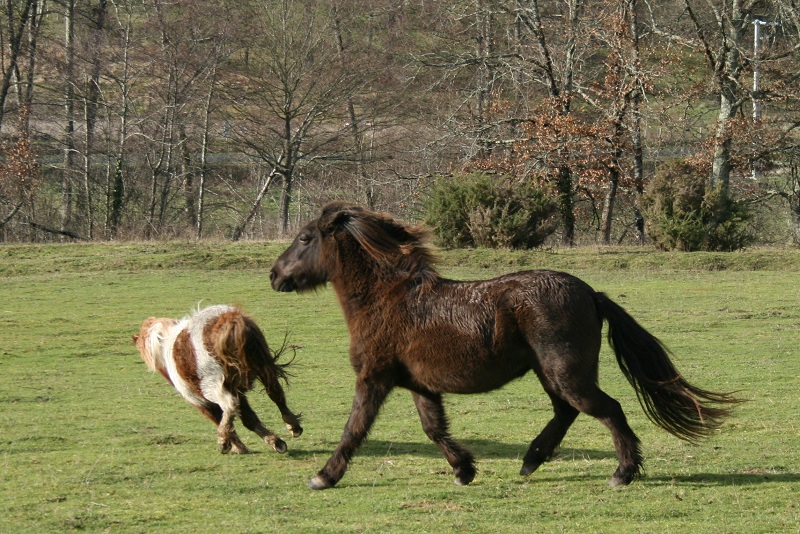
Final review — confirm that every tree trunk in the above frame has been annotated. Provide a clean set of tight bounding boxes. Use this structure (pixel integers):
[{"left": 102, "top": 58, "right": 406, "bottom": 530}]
[
  {"left": 556, "top": 165, "right": 575, "bottom": 246},
  {"left": 179, "top": 125, "right": 197, "bottom": 228},
  {"left": 331, "top": 2, "right": 373, "bottom": 209},
  {"left": 231, "top": 167, "right": 278, "bottom": 241},
  {"left": 710, "top": 91, "right": 736, "bottom": 198},
  {"left": 60, "top": 0, "right": 76, "bottom": 237},
  {"left": 523, "top": 0, "right": 582, "bottom": 246},
  {"left": 0, "top": 0, "right": 35, "bottom": 132},
  {"left": 14, "top": 0, "right": 43, "bottom": 135},
  {"left": 81, "top": 0, "right": 107, "bottom": 240},
  {"left": 600, "top": 163, "right": 620, "bottom": 244},
  {"left": 109, "top": 17, "right": 131, "bottom": 238},
  {"left": 475, "top": 0, "right": 496, "bottom": 157},
  {"left": 627, "top": 0, "right": 645, "bottom": 244},
  {"left": 196, "top": 71, "right": 215, "bottom": 240},
  {"left": 279, "top": 171, "right": 292, "bottom": 234}
]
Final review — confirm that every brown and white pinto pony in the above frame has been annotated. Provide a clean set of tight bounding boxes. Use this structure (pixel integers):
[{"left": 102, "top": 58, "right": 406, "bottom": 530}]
[
  {"left": 270, "top": 202, "right": 740, "bottom": 490},
  {"left": 133, "top": 305, "right": 302, "bottom": 454}
]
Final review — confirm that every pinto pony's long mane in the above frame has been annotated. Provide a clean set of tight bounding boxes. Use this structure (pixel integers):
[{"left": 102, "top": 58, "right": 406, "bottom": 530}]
[
  {"left": 322, "top": 203, "right": 440, "bottom": 286},
  {"left": 134, "top": 317, "right": 176, "bottom": 374}
]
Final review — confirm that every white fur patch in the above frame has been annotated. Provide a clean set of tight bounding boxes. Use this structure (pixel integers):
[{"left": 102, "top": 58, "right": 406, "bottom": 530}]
[{"left": 157, "top": 305, "right": 240, "bottom": 412}]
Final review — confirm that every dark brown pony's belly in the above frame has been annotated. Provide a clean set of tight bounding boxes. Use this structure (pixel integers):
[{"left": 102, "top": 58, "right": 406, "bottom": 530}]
[{"left": 401, "top": 326, "right": 534, "bottom": 394}]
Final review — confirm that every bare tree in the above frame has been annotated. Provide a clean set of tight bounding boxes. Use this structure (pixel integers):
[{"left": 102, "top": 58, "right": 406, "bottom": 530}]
[
  {"left": 0, "top": 0, "right": 36, "bottom": 132},
  {"left": 225, "top": 0, "right": 362, "bottom": 235},
  {"left": 106, "top": 0, "right": 134, "bottom": 237},
  {"left": 60, "top": 0, "right": 77, "bottom": 237},
  {"left": 577, "top": 0, "right": 646, "bottom": 245},
  {"left": 645, "top": 0, "right": 758, "bottom": 193}
]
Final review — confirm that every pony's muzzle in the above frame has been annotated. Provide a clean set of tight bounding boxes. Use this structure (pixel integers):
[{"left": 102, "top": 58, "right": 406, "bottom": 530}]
[{"left": 270, "top": 267, "right": 295, "bottom": 293}]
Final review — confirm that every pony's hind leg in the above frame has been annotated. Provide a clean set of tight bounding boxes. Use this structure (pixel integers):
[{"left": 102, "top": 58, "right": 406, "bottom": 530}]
[
  {"left": 558, "top": 385, "right": 642, "bottom": 486},
  {"left": 238, "top": 395, "right": 287, "bottom": 453},
  {"left": 261, "top": 372, "right": 303, "bottom": 438},
  {"left": 579, "top": 389, "right": 642, "bottom": 486},
  {"left": 520, "top": 393, "right": 579, "bottom": 476},
  {"left": 412, "top": 391, "right": 476, "bottom": 486}
]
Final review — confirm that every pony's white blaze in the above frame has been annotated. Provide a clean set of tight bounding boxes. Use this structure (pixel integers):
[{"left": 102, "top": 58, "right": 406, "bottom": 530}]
[{"left": 132, "top": 305, "right": 303, "bottom": 455}]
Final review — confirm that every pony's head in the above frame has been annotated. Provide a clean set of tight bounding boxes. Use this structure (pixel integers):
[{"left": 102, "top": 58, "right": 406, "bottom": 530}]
[
  {"left": 270, "top": 202, "right": 438, "bottom": 293},
  {"left": 132, "top": 317, "right": 177, "bottom": 372}
]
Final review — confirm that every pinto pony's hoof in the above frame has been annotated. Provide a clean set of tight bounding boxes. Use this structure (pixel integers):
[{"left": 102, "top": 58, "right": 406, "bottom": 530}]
[
  {"left": 267, "top": 437, "right": 288, "bottom": 454},
  {"left": 308, "top": 474, "right": 335, "bottom": 490},
  {"left": 288, "top": 424, "right": 304, "bottom": 438},
  {"left": 230, "top": 443, "right": 249, "bottom": 454}
]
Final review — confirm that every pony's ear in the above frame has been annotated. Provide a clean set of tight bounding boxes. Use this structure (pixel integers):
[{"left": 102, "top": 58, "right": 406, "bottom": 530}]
[
  {"left": 318, "top": 202, "right": 360, "bottom": 236},
  {"left": 131, "top": 334, "right": 138, "bottom": 345}
]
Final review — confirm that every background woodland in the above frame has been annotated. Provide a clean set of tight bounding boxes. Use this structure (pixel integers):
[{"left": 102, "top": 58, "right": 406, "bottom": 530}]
[{"left": 1, "top": 0, "right": 799, "bottom": 246}]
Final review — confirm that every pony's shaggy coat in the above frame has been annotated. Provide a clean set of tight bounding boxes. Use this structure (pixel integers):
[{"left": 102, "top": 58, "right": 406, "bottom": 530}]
[
  {"left": 133, "top": 305, "right": 302, "bottom": 454},
  {"left": 270, "top": 202, "right": 740, "bottom": 490}
]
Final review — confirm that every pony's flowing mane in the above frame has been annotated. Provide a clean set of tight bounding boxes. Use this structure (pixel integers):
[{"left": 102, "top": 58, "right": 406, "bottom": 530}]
[
  {"left": 332, "top": 204, "right": 440, "bottom": 286},
  {"left": 139, "top": 318, "right": 175, "bottom": 372}
]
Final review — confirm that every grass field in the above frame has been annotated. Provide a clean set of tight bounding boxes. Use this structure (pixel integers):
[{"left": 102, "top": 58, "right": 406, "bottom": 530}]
[{"left": 1, "top": 243, "right": 799, "bottom": 533}]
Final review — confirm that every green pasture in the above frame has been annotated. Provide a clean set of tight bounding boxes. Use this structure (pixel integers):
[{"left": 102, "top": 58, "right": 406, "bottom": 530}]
[{"left": 1, "top": 243, "right": 798, "bottom": 533}]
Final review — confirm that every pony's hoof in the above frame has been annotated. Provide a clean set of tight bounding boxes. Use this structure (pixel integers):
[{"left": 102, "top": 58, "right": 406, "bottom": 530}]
[
  {"left": 453, "top": 465, "right": 476, "bottom": 486},
  {"left": 609, "top": 471, "right": 634, "bottom": 487},
  {"left": 230, "top": 444, "right": 249, "bottom": 454},
  {"left": 268, "top": 437, "right": 288, "bottom": 454},
  {"left": 519, "top": 462, "right": 540, "bottom": 476},
  {"left": 288, "top": 424, "right": 303, "bottom": 438},
  {"left": 308, "top": 474, "right": 333, "bottom": 490}
]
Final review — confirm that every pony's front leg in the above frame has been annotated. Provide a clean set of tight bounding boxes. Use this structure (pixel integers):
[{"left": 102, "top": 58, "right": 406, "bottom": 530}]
[
  {"left": 195, "top": 403, "right": 248, "bottom": 454},
  {"left": 216, "top": 408, "right": 249, "bottom": 454},
  {"left": 309, "top": 375, "right": 392, "bottom": 490},
  {"left": 412, "top": 391, "right": 476, "bottom": 486}
]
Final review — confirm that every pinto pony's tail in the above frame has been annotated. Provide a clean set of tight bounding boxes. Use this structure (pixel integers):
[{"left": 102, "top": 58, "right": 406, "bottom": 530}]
[
  {"left": 211, "top": 310, "right": 291, "bottom": 394},
  {"left": 593, "top": 292, "right": 741, "bottom": 443}
]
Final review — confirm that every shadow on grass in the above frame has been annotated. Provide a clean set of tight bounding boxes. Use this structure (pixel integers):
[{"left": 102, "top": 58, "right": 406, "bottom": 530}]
[
  {"left": 283, "top": 438, "right": 617, "bottom": 462},
  {"left": 282, "top": 439, "right": 800, "bottom": 488},
  {"left": 363, "top": 439, "right": 618, "bottom": 462},
  {"left": 648, "top": 472, "right": 800, "bottom": 486}
]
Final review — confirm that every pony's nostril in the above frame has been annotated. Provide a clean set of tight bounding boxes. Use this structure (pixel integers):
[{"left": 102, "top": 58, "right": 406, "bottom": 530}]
[{"left": 269, "top": 270, "right": 277, "bottom": 282}]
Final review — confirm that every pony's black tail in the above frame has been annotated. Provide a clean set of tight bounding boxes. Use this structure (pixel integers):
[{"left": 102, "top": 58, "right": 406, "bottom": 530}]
[
  {"left": 593, "top": 292, "right": 741, "bottom": 443},
  {"left": 212, "top": 310, "right": 290, "bottom": 394}
]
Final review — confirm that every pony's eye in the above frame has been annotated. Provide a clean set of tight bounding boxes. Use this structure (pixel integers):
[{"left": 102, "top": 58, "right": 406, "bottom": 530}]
[{"left": 299, "top": 234, "right": 311, "bottom": 244}]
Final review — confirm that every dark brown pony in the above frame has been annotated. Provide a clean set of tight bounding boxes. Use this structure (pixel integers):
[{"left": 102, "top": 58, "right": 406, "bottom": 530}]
[{"left": 270, "top": 202, "right": 739, "bottom": 490}]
